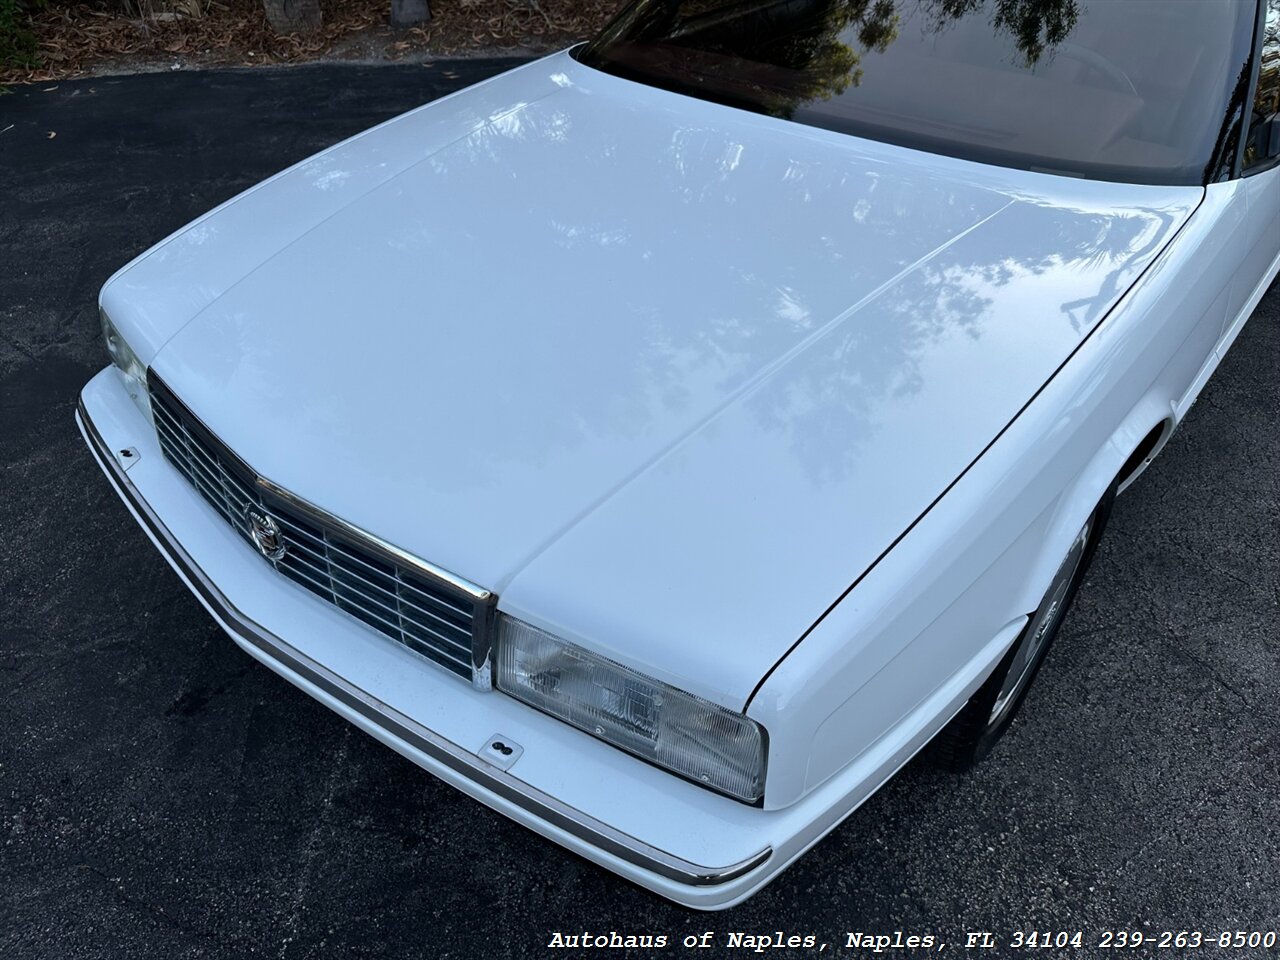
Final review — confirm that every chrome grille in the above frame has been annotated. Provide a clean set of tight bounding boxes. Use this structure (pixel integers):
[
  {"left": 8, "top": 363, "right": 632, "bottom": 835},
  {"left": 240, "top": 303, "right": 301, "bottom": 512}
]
[{"left": 148, "top": 376, "right": 485, "bottom": 681}]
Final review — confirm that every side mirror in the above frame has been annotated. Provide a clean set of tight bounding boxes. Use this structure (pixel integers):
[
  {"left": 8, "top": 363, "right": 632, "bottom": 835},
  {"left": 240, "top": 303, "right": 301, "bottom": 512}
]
[{"left": 1247, "top": 114, "right": 1280, "bottom": 163}]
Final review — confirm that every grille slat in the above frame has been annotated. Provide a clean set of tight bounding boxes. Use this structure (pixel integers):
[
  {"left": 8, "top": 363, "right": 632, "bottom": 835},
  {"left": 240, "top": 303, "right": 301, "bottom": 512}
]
[
  {"left": 279, "top": 535, "right": 469, "bottom": 640},
  {"left": 395, "top": 573, "right": 473, "bottom": 620},
  {"left": 276, "top": 556, "right": 472, "bottom": 669},
  {"left": 150, "top": 380, "right": 479, "bottom": 681},
  {"left": 271, "top": 552, "right": 468, "bottom": 665},
  {"left": 168, "top": 420, "right": 236, "bottom": 490},
  {"left": 284, "top": 547, "right": 440, "bottom": 637},
  {"left": 274, "top": 518, "right": 474, "bottom": 627}
]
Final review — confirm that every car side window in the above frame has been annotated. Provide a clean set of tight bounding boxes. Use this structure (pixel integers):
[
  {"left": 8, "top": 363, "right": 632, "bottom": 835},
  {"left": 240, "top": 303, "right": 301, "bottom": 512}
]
[{"left": 1243, "top": 0, "right": 1280, "bottom": 171}]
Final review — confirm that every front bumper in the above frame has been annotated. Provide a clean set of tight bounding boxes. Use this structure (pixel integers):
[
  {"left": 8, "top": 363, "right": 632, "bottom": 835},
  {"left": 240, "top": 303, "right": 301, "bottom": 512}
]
[{"left": 77, "top": 367, "right": 777, "bottom": 909}]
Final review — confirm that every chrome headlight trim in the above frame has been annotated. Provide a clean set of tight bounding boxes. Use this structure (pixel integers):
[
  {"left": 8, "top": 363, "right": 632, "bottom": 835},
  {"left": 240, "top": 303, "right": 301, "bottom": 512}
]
[{"left": 495, "top": 616, "right": 768, "bottom": 804}]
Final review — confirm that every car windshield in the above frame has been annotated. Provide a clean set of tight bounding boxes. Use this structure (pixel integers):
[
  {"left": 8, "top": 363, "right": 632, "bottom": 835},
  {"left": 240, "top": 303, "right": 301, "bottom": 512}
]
[{"left": 577, "top": 0, "right": 1258, "bottom": 185}]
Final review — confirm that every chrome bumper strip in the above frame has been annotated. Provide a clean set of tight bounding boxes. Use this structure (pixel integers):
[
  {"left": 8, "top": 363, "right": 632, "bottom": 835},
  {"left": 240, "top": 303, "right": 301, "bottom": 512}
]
[{"left": 77, "top": 397, "right": 771, "bottom": 888}]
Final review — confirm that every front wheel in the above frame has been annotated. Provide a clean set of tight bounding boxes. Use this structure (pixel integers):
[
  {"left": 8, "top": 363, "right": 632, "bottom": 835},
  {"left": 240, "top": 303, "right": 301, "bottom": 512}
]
[{"left": 931, "top": 489, "right": 1114, "bottom": 772}]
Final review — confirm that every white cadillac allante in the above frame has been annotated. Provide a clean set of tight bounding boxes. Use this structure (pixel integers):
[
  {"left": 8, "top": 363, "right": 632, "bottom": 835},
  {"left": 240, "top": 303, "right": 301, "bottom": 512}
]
[{"left": 79, "top": 0, "right": 1279, "bottom": 908}]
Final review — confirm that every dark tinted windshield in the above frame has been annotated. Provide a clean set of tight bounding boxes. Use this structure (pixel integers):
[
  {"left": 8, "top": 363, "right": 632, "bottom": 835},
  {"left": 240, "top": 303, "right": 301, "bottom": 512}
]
[{"left": 578, "top": 0, "right": 1257, "bottom": 184}]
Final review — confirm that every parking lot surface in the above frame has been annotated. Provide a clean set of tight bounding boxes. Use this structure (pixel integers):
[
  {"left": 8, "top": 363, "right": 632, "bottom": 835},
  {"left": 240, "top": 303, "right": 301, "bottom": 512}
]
[{"left": 1, "top": 62, "right": 1277, "bottom": 958}]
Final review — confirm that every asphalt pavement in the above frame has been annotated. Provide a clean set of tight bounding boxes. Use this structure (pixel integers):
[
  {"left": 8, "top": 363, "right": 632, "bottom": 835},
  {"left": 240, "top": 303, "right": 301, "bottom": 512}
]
[{"left": 1, "top": 62, "right": 1277, "bottom": 959}]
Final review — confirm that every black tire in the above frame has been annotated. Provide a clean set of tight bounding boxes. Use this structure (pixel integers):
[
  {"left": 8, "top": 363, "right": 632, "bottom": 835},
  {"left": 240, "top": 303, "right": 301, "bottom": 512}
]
[{"left": 931, "top": 485, "right": 1116, "bottom": 772}]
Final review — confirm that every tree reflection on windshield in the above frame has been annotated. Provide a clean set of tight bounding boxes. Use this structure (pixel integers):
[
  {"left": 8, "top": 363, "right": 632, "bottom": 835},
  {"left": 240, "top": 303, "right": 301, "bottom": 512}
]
[
  {"left": 580, "top": 0, "right": 1254, "bottom": 185},
  {"left": 924, "top": 0, "right": 1078, "bottom": 65}
]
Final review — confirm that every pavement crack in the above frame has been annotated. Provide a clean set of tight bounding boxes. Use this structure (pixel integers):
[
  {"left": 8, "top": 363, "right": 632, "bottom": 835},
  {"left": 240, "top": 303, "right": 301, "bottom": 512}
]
[
  {"left": 1157, "top": 624, "right": 1254, "bottom": 713},
  {"left": 0, "top": 329, "right": 37, "bottom": 362}
]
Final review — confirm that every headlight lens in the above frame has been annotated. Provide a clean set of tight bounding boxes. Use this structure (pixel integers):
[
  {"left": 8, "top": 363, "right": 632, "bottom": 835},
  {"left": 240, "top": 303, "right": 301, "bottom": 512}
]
[
  {"left": 495, "top": 616, "right": 766, "bottom": 803},
  {"left": 101, "top": 308, "right": 152, "bottom": 422}
]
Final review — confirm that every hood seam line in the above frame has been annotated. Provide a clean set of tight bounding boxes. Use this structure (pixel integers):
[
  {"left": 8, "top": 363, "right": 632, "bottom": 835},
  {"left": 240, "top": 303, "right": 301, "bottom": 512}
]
[{"left": 493, "top": 197, "right": 1018, "bottom": 597}]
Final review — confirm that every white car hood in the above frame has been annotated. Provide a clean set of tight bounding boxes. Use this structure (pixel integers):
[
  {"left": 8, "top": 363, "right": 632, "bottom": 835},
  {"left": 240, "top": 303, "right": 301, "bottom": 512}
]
[{"left": 118, "top": 53, "right": 1201, "bottom": 707}]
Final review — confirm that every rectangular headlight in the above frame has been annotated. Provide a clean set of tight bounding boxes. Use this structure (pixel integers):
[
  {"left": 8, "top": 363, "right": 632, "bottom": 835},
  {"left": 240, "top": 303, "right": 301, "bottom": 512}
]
[
  {"left": 101, "top": 308, "right": 152, "bottom": 423},
  {"left": 495, "top": 616, "right": 766, "bottom": 803}
]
